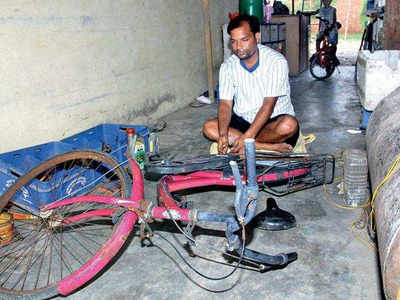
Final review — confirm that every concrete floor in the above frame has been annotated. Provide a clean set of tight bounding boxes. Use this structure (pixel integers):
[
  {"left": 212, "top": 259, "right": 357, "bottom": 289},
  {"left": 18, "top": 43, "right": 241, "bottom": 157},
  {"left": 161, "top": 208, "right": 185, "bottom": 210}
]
[{"left": 60, "top": 66, "right": 383, "bottom": 300}]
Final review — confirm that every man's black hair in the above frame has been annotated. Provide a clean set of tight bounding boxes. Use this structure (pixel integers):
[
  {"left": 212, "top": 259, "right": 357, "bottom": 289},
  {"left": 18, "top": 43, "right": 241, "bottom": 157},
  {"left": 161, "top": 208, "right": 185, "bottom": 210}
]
[{"left": 227, "top": 14, "right": 260, "bottom": 35}]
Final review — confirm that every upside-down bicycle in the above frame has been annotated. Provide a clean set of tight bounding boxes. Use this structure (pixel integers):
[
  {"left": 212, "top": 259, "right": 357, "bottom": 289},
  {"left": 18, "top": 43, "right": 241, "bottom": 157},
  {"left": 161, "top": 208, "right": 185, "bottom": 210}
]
[{"left": 0, "top": 130, "right": 334, "bottom": 298}]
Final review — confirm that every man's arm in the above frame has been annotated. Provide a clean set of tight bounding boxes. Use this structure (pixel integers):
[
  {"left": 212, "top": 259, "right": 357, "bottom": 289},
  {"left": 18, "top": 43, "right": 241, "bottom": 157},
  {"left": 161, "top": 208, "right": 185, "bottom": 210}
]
[
  {"left": 245, "top": 97, "right": 277, "bottom": 138},
  {"left": 333, "top": 7, "right": 337, "bottom": 25},
  {"left": 230, "top": 97, "right": 276, "bottom": 153},
  {"left": 217, "top": 100, "right": 233, "bottom": 154}
]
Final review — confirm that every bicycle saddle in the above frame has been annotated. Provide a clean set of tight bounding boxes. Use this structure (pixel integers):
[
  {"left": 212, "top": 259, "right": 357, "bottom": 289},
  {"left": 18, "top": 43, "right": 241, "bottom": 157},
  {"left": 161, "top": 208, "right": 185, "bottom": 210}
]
[{"left": 253, "top": 197, "right": 296, "bottom": 231}]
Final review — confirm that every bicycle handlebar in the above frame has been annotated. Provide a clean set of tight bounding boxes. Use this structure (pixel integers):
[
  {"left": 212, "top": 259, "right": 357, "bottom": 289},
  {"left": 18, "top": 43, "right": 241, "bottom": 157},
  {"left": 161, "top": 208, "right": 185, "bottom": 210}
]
[
  {"left": 195, "top": 211, "right": 297, "bottom": 268},
  {"left": 316, "top": 16, "right": 329, "bottom": 24},
  {"left": 315, "top": 16, "right": 340, "bottom": 39}
]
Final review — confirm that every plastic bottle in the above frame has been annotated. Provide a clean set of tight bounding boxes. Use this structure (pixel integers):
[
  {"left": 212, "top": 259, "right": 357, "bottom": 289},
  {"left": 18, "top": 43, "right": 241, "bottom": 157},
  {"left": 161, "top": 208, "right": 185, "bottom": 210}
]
[
  {"left": 343, "top": 149, "right": 370, "bottom": 207},
  {"left": 126, "top": 128, "right": 137, "bottom": 159},
  {"left": 239, "top": 0, "right": 263, "bottom": 23},
  {"left": 134, "top": 141, "right": 146, "bottom": 169},
  {"left": 263, "top": 0, "right": 274, "bottom": 24},
  {"left": 126, "top": 128, "right": 145, "bottom": 169}
]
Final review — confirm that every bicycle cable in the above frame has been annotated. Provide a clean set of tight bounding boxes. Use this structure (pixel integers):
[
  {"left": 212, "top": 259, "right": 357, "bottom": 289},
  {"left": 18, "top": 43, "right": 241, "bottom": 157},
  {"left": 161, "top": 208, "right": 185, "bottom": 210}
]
[
  {"left": 161, "top": 200, "right": 247, "bottom": 281},
  {"left": 151, "top": 232, "right": 243, "bottom": 293},
  {"left": 158, "top": 163, "right": 280, "bottom": 272},
  {"left": 159, "top": 184, "right": 198, "bottom": 245},
  {"left": 160, "top": 180, "right": 279, "bottom": 275}
]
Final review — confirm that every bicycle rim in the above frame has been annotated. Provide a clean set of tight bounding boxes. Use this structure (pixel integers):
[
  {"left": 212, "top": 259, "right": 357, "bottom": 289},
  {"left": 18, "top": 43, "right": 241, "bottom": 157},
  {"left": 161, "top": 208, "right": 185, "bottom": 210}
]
[
  {"left": 310, "top": 53, "right": 335, "bottom": 80},
  {"left": 0, "top": 150, "right": 133, "bottom": 298}
]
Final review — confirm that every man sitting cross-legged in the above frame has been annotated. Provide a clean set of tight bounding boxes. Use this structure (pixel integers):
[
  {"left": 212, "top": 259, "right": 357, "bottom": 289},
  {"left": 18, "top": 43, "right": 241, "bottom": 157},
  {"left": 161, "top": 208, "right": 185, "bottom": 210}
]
[{"left": 203, "top": 14, "right": 299, "bottom": 154}]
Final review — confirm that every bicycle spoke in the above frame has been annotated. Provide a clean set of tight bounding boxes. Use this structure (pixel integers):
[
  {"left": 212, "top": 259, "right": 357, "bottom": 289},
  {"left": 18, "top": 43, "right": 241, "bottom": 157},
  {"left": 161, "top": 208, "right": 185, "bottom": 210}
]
[
  {"left": 47, "top": 236, "right": 54, "bottom": 287},
  {"left": 34, "top": 232, "right": 52, "bottom": 289},
  {"left": 0, "top": 224, "right": 46, "bottom": 273},
  {"left": 60, "top": 218, "right": 64, "bottom": 279},
  {"left": 18, "top": 231, "right": 52, "bottom": 291},
  {"left": 69, "top": 225, "right": 109, "bottom": 250},
  {"left": 53, "top": 231, "right": 84, "bottom": 270},
  {"left": 1, "top": 229, "right": 46, "bottom": 288}
]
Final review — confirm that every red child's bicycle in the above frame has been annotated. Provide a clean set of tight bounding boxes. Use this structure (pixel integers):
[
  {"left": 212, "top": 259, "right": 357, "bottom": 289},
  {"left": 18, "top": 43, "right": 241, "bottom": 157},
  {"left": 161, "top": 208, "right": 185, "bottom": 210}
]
[
  {"left": 0, "top": 129, "right": 334, "bottom": 298},
  {"left": 309, "top": 16, "right": 341, "bottom": 80}
]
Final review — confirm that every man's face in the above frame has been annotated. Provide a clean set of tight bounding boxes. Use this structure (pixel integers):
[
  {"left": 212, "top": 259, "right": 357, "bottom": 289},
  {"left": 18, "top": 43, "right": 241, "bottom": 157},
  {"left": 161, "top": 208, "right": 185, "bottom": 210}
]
[
  {"left": 322, "top": 0, "right": 332, "bottom": 7},
  {"left": 230, "top": 22, "right": 260, "bottom": 60}
]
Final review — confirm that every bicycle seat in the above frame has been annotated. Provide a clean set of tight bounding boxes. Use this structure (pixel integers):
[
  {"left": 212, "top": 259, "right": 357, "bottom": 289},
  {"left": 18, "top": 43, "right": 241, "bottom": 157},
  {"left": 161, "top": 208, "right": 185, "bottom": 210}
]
[{"left": 253, "top": 197, "right": 296, "bottom": 231}]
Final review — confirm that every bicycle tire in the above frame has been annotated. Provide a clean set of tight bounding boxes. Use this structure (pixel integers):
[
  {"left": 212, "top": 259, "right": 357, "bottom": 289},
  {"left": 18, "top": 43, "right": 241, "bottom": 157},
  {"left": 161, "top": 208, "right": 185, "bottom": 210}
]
[
  {"left": 0, "top": 150, "right": 134, "bottom": 298},
  {"left": 310, "top": 52, "right": 335, "bottom": 80}
]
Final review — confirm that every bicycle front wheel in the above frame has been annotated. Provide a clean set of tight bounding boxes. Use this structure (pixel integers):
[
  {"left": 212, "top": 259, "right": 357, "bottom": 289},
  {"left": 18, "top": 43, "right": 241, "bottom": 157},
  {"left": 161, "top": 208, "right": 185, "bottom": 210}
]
[
  {"left": 0, "top": 150, "right": 135, "bottom": 298},
  {"left": 310, "top": 52, "right": 335, "bottom": 80}
]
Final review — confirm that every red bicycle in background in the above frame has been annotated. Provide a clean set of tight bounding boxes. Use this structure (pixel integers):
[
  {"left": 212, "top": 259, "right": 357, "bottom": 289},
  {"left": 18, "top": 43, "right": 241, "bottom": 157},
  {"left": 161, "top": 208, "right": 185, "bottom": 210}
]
[
  {"left": 309, "top": 16, "right": 341, "bottom": 80},
  {"left": 0, "top": 129, "right": 334, "bottom": 298}
]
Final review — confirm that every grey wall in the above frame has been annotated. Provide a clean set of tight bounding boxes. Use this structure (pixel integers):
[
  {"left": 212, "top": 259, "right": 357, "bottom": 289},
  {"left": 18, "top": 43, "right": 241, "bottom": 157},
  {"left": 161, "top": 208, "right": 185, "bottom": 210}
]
[{"left": 0, "top": 0, "right": 236, "bottom": 153}]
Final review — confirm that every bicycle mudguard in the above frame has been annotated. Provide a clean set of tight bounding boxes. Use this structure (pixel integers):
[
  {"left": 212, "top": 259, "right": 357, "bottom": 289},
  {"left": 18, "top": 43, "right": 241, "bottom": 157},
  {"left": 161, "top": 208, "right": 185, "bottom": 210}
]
[{"left": 144, "top": 154, "right": 241, "bottom": 175}]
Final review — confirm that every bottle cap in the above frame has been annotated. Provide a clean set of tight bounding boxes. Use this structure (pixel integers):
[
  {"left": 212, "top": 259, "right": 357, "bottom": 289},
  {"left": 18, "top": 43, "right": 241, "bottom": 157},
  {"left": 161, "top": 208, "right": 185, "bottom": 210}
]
[{"left": 126, "top": 128, "right": 136, "bottom": 135}]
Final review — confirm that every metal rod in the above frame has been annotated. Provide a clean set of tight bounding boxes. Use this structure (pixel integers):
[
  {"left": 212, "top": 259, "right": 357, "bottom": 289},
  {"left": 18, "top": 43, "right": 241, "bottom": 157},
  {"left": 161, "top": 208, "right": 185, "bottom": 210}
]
[
  {"left": 202, "top": 0, "right": 215, "bottom": 102},
  {"left": 245, "top": 139, "right": 257, "bottom": 187}
]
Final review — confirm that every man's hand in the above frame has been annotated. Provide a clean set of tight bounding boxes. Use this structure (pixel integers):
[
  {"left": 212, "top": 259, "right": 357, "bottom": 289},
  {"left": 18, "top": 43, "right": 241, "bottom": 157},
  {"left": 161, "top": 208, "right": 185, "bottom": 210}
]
[
  {"left": 231, "top": 135, "right": 246, "bottom": 154},
  {"left": 218, "top": 135, "right": 229, "bottom": 154},
  {"left": 217, "top": 100, "right": 233, "bottom": 154}
]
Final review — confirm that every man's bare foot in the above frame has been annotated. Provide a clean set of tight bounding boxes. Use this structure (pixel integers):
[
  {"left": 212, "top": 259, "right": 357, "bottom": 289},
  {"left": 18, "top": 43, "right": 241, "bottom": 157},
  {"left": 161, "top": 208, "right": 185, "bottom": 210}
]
[{"left": 255, "top": 141, "right": 293, "bottom": 152}]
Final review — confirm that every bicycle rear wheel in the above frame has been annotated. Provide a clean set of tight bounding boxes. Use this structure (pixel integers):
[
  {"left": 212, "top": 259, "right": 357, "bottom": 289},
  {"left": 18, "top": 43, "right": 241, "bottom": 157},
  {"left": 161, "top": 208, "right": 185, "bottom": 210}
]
[
  {"left": 310, "top": 52, "right": 335, "bottom": 80},
  {"left": 0, "top": 150, "right": 134, "bottom": 298}
]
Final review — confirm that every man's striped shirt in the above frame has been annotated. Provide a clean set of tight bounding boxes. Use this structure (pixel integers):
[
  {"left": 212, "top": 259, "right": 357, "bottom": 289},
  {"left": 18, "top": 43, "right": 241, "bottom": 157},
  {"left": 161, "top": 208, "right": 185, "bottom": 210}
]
[{"left": 219, "top": 44, "right": 295, "bottom": 123}]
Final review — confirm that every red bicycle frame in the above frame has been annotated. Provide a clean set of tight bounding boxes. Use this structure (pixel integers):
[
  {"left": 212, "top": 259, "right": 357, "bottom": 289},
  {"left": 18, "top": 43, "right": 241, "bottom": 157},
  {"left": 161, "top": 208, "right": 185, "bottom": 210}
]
[
  {"left": 158, "top": 168, "right": 310, "bottom": 209},
  {"left": 42, "top": 142, "right": 304, "bottom": 296}
]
